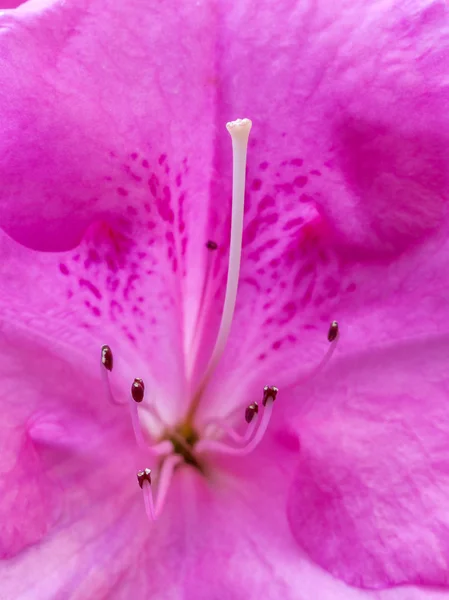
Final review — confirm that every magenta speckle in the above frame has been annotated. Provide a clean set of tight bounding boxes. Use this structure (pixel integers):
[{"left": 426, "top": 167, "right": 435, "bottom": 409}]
[
  {"left": 272, "top": 340, "right": 282, "bottom": 350},
  {"left": 251, "top": 179, "right": 262, "bottom": 191},
  {"left": 294, "top": 176, "right": 308, "bottom": 188},
  {"left": 158, "top": 154, "right": 167, "bottom": 165},
  {"left": 130, "top": 152, "right": 138, "bottom": 161},
  {"left": 276, "top": 182, "right": 294, "bottom": 195},
  {"left": 284, "top": 217, "right": 304, "bottom": 231},
  {"left": 259, "top": 161, "right": 269, "bottom": 171},
  {"left": 291, "top": 158, "right": 304, "bottom": 167},
  {"left": 59, "top": 263, "right": 69, "bottom": 276},
  {"left": 259, "top": 195, "right": 275, "bottom": 211},
  {"left": 117, "top": 187, "right": 129, "bottom": 197},
  {"left": 79, "top": 279, "right": 102, "bottom": 300},
  {"left": 148, "top": 175, "right": 159, "bottom": 197},
  {"left": 142, "top": 159, "right": 149, "bottom": 168}
]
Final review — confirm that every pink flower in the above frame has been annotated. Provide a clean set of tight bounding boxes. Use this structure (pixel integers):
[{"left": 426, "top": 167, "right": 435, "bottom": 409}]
[{"left": 1, "top": 0, "right": 449, "bottom": 598}]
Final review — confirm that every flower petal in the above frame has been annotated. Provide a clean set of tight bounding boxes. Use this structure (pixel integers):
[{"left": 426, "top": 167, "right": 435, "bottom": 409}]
[
  {"left": 287, "top": 336, "right": 449, "bottom": 588},
  {"left": 191, "top": 0, "right": 449, "bottom": 421},
  {"left": 0, "top": 0, "right": 216, "bottom": 251},
  {"left": 180, "top": 426, "right": 449, "bottom": 600},
  {"left": 0, "top": 318, "right": 187, "bottom": 598},
  {"left": 0, "top": 217, "right": 188, "bottom": 420}
]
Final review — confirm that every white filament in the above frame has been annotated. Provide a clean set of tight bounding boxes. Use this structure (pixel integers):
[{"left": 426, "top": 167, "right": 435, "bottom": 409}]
[
  {"left": 196, "top": 400, "right": 274, "bottom": 457},
  {"left": 141, "top": 454, "right": 182, "bottom": 521},
  {"left": 203, "top": 411, "right": 259, "bottom": 445}
]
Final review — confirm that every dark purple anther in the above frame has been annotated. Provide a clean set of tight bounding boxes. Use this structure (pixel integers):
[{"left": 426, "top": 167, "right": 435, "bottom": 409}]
[
  {"left": 131, "top": 377, "right": 145, "bottom": 403},
  {"left": 206, "top": 240, "right": 218, "bottom": 250},
  {"left": 101, "top": 345, "right": 113, "bottom": 371},
  {"left": 245, "top": 402, "right": 259, "bottom": 424},
  {"left": 262, "top": 385, "right": 278, "bottom": 406},
  {"left": 328, "top": 320, "right": 339, "bottom": 342},
  {"left": 137, "top": 468, "right": 152, "bottom": 488}
]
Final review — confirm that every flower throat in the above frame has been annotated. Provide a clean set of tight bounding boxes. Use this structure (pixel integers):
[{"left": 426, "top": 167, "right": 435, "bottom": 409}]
[{"left": 99, "top": 119, "right": 340, "bottom": 521}]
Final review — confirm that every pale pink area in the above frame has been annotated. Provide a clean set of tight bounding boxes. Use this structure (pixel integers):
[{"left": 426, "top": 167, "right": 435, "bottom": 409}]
[
  {"left": 181, "top": 432, "right": 449, "bottom": 600},
  {"left": 0, "top": 421, "right": 59, "bottom": 558}
]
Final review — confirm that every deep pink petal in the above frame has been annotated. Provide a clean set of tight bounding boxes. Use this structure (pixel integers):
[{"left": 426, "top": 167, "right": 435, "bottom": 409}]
[{"left": 287, "top": 336, "right": 449, "bottom": 588}]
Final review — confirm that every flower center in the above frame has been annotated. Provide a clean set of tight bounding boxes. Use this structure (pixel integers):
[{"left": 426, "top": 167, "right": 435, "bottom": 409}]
[{"left": 98, "top": 119, "right": 340, "bottom": 521}]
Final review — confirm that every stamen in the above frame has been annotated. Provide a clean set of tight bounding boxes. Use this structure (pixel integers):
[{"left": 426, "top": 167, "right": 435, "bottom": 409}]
[
  {"left": 204, "top": 401, "right": 260, "bottom": 445},
  {"left": 128, "top": 377, "right": 170, "bottom": 455},
  {"left": 98, "top": 347, "right": 169, "bottom": 454},
  {"left": 100, "top": 344, "right": 122, "bottom": 406},
  {"left": 138, "top": 454, "right": 182, "bottom": 521},
  {"left": 196, "top": 118, "right": 252, "bottom": 393},
  {"left": 196, "top": 387, "right": 277, "bottom": 457},
  {"left": 101, "top": 344, "right": 113, "bottom": 371},
  {"left": 188, "top": 240, "right": 220, "bottom": 376},
  {"left": 129, "top": 377, "right": 147, "bottom": 448},
  {"left": 131, "top": 377, "right": 145, "bottom": 403},
  {"left": 309, "top": 321, "right": 340, "bottom": 378},
  {"left": 282, "top": 321, "right": 340, "bottom": 407},
  {"left": 137, "top": 467, "right": 152, "bottom": 488},
  {"left": 262, "top": 385, "right": 278, "bottom": 406},
  {"left": 327, "top": 320, "right": 339, "bottom": 342},
  {"left": 245, "top": 402, "right": 259, "bottom": 424}
]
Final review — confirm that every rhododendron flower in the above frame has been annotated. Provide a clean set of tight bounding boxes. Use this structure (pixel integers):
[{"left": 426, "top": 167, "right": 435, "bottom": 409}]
[{"left": 1, "top": 0, "right": 449, "bottom": 598}]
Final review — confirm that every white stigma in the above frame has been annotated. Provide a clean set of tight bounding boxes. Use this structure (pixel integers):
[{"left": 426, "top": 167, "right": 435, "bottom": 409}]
[{"left": 199, "top": 118, "right": 252, "bottom": 389}]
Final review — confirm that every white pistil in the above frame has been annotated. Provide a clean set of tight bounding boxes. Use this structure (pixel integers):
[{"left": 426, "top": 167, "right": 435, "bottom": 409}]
[
  {"left": 141, "top": 455, "right": 183, "bottom": 521},
  {"left": 196, "top": 400, "right": 274, "bottom": 457},
  {"left": 198, "top": 118, "right": 252, "bottom": 391}
]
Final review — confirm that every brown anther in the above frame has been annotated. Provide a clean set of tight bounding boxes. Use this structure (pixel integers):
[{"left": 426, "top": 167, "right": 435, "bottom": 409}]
[
  {"left": 101, "top": 345, "right": 113, "bottom": 371},
  {"left": 137, "top": 468, "right": 152, "bottom": 488},
  {"left": 262, "top": 385, "right": 278, "bottom": 406},
  {"left": 131, "top": 377, "right": 145, "bottom": 403},
  {"left": 206, "top": 240, "right": 218, "bottom": 250},
  {"left": 245, "top": 402, "right": 259, "bottom": 424},
  {"left": 328, "top": 320, "right": 339, "bottom": 342}
]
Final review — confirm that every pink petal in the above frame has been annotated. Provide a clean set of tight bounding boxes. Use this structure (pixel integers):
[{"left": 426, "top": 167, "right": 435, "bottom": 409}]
[
  {"left": 189, "top": 0, "right": 449, "bottom": 419},
  {"left": 0, "top": 219, "right": 188, "bottom": 420},
  {"left": 0, "top": 461, "right": 187, "bottom": 598},
  {"left": 0, "top": 0, "right": 216, "bottom": 252},
  {"left": 0, "top": 420, "right": 59, "bottom": 559},
  {"left": 0, "top": 315, "right": 140, "bottom": 557},
  {"left": 0, "top": 320, "right": 187, "bottom": 597},
  {"left": 180, "top": 427, "right": 449, "bottom": 600},
  {"left": 287, "top": 335, "right": 449, "bottom": 588}
]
